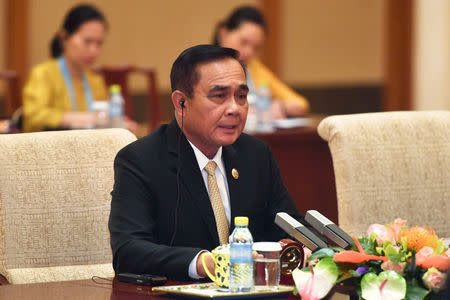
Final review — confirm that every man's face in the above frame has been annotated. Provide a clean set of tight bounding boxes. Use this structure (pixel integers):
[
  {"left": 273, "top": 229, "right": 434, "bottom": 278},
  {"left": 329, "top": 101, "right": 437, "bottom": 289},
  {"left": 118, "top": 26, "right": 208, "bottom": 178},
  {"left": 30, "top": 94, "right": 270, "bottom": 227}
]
[{"left": 182, "top": 58, "right": 248, "bottom": 158}]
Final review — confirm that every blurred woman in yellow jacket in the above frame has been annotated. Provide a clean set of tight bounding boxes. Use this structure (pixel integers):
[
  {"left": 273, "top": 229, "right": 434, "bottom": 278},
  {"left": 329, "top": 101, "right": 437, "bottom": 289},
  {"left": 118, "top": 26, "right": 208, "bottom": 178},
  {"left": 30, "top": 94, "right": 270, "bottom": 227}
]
[
  {"left": 23, "top": 4, "right": 108, "bottom": 132},
  {"left": 214, "top": 6, "right": 309, "bottom": 118}
]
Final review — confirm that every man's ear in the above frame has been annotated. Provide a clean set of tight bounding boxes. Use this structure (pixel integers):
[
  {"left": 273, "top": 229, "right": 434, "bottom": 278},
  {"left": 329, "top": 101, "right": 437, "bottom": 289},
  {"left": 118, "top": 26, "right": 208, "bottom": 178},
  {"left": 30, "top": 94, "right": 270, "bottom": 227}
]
[{"left": 171, "top": 90, "right": 187, "bottom": 116}]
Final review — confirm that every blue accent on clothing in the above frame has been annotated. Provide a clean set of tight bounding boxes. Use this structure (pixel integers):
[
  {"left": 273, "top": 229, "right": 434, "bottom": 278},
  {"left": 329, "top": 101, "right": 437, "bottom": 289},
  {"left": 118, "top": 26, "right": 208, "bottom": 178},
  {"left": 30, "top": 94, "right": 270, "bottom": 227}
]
[{"left": 58, "top": 56, "right": 94, "bottom": 112}]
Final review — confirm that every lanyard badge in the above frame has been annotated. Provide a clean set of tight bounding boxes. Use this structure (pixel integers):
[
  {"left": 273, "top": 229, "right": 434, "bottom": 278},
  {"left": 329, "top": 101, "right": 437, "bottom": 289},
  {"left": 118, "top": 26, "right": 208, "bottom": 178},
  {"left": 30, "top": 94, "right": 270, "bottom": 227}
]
[{"left": 58, "top": 56, "right": 94, "bottom": 112}]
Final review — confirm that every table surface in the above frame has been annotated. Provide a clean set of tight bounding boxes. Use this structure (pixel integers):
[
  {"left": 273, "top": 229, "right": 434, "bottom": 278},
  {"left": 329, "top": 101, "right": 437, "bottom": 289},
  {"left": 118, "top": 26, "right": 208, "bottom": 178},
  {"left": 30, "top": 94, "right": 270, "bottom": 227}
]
[
  {"left": 0, "top": 278, "right": 303, "bottom": 300},
  {"left": 0, "top": 278, "right": 358, "bottom": 300}
]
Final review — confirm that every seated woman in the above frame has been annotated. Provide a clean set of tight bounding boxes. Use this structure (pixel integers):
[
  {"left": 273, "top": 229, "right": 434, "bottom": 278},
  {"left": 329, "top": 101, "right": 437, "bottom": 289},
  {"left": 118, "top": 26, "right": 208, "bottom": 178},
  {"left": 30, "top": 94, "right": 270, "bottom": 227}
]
[
  {"left": 23, "top": 4, "right": 135, "bottom": 132},
  {"left": 214, "top": 6, "right": 309, "bottom": 118}
]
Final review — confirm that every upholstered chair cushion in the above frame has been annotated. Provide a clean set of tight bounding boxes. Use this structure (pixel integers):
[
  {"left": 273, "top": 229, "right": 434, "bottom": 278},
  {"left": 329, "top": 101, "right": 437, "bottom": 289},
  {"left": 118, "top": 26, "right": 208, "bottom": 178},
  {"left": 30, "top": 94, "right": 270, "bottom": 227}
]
[
  {"left": 318, "top": 111, "right": 449, "bottom": 237},
  {"left": 0, "top": 129, "right": 136, "bottom": 284}
]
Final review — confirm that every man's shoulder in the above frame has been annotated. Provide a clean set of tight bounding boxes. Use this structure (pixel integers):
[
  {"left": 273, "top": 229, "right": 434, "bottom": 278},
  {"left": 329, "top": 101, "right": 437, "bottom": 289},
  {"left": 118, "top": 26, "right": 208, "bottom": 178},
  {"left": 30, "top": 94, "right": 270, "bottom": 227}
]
[{"left": 118, "top": 123, "right": 169, "bottom": 158}]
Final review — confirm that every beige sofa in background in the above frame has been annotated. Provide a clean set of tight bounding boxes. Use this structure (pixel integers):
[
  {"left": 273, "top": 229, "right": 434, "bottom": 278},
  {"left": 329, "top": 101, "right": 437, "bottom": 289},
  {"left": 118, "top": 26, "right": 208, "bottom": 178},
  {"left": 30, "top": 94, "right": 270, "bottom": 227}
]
[
  {"left": 0, "top": 129, "right": 136, "bottom": 284},
  {"left": 318, "top": 111, "right": 449, "bottom": 238}
]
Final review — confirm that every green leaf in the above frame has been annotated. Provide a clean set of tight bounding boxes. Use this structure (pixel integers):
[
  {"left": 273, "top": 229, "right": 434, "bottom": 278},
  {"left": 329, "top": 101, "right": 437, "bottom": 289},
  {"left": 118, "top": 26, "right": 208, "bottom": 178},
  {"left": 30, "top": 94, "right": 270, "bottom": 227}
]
[
  {"left": 307, "top": 248, "right": 336, "bottom": 261},
  {"left": 383, "top": 240, "right": 393, "bottom": 248},
  {"left": 388, "top": 253, "right": 404, "bottom": 265},
  {"left": 401, "top": 237, "right": 408, "bottom": 251},
  {"left": 330, "top": 246, "right": 345, "bottom": 252},
  {"left": 358, "top": 237, "right": 373, "bottom": 251},
  {"left": 359, "top": 236, "right": 378, "bottom": 255},
  {"left": 369, "top": 232, "right": 378, "bottom": 243},
  {"left": 384, "top": 243, "right": 398, "bottom": 256},
  {"left": 433, "top": 239, "right": 444, "bottom": 255},
  {"left": 404, "top": 283, "right": 429, "bottom": 300},
  {"left": 348, "top": 269, "right": 361, "bottom": 278}
]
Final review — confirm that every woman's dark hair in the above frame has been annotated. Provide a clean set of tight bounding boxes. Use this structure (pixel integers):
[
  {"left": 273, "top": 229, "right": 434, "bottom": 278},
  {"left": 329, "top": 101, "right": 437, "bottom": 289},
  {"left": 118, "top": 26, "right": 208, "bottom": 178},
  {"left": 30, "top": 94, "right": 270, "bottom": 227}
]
[
  {"left": 50, "top": 4, "right": 107, "bottom": 58},
  {"left": 213, "top": 6, "right": 266, "bottom": 46}
]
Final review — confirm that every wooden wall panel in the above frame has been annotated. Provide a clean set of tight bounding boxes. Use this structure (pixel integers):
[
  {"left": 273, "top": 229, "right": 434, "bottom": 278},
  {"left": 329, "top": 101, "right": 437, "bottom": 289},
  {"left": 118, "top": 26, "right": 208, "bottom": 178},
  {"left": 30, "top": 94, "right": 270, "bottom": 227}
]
[
  {"left": 261, "top": 0, "right": 281, "bottom": 76},
  {"left": 384, "top": 0, "right": 413, "bottom": 111},
  {"left": 6, "top": 0, "right": 28, "bottom": 92}
]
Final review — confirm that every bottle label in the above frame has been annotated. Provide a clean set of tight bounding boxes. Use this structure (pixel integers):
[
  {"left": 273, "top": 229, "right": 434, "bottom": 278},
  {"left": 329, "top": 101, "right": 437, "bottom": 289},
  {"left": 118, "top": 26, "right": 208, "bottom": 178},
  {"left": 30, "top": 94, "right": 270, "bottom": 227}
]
[{"left": 230, "top": 244, "right": 252, "bottom": 263}]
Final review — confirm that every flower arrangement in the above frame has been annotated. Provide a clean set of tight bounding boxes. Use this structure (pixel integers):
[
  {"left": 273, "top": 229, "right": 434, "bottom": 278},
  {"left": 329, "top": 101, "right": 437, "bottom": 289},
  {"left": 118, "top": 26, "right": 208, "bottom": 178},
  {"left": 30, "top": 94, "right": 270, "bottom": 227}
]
[{"left": 292, "top": 219, "right": 450, "bottom": 300}]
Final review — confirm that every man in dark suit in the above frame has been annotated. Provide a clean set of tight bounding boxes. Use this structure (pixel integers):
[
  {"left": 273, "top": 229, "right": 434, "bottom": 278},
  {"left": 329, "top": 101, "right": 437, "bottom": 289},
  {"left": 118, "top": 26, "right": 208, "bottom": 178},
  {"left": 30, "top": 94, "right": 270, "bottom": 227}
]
[{"left": 108, "top": 45, "right": 305, "bottom": 281}]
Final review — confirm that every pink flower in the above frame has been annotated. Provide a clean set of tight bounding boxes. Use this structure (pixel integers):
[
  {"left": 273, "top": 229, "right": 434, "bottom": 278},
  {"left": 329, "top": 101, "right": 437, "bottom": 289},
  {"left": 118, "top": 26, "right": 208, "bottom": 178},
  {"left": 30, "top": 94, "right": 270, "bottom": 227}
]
[
  {"left": 381, "top": 260, "right": 406, "bottom": 275},
  {"left": 367, "top": 224, "right": 395, "bottom": 246},
  {"left": 387, "top": 218, "right": 407, "bottom": 241},
  {"left": 393, "top": 218, "right": 407, "bottom": 227},
  {"left": 422, "top": 267, "right": 447, "bottom": 291},
  {"left": 416, "top": 246, "right": 435, "bottom": 264}
]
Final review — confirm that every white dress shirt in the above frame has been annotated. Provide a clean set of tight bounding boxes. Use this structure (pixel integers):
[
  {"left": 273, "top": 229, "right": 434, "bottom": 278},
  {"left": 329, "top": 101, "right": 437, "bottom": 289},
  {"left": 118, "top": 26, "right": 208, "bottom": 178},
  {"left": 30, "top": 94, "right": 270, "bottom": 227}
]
[{"left": 187, "top": 140, "right": 231, "bottom": 279}]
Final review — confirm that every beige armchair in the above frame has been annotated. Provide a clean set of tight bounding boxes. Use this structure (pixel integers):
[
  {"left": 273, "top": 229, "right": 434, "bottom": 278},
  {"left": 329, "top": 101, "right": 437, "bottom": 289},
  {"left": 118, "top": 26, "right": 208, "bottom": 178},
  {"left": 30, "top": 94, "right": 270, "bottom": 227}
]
[
  {"left": 0, "top": 129, "right": 136, "bottom": 284},
  {"left": 318, "top": 111, "right": 449, "bottom": 238}
]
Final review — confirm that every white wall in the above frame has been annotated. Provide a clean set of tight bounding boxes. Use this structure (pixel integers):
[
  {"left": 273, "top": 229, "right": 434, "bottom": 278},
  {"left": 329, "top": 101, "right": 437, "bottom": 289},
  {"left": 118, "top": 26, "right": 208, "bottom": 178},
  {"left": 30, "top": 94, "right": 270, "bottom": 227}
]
[{"left": 413, "top": 0, "right": 450, "bottom": 110}]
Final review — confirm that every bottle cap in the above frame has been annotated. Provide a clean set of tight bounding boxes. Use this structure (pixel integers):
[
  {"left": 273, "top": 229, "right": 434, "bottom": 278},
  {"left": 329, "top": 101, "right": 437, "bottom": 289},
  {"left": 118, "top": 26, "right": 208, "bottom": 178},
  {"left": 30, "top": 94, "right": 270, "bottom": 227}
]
[
  {"left": 234, "top": 216, "right": 248, "bottom": 226},
  {"left": 110, "top": 84, "right": 121, "bottom": 94}
]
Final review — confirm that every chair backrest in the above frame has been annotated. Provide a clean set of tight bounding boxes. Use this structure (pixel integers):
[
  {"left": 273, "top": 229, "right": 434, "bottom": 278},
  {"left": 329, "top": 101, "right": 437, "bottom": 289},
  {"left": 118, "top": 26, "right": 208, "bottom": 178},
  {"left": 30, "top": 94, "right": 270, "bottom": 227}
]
[
  {"left": 0, "top": 128, "right": 136, "bottom": 284},
  {"left": 95, "top": 65, "right": 161, "bottom": 131},
  {"left": 133, "top": 66, "right": 161, "bottom": 130},
  {"left": 318, "top": 111, "right": 450, "bottom": 237},
  {"left": 0, "top": 70, "right": 21, "bottom": 118}
]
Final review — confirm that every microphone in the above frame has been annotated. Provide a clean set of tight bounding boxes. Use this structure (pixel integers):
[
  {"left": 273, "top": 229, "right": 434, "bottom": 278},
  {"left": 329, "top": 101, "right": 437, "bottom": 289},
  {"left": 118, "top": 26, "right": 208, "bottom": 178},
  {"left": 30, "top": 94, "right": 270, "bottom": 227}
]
[
  {"left": 305, "top": 210, "right": 354, "bottom": 249},
  {"left": 275, "top": 212, "right": 328, "bottom": 251}
]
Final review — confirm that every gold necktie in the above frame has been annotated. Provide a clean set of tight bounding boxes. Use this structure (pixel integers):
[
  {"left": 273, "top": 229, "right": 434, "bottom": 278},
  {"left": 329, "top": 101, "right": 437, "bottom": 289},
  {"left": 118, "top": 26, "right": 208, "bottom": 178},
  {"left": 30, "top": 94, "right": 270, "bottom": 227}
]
[{"left": 204, "top": 161, "right": 229, "bottom": 245}]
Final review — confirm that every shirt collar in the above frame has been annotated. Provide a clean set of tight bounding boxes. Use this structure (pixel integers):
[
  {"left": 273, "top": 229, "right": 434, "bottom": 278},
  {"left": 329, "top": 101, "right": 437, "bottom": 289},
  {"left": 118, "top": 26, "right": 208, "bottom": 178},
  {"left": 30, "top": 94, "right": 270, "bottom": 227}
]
[{"left": 187, "top": 140, "right": 226, "bottom": 176}]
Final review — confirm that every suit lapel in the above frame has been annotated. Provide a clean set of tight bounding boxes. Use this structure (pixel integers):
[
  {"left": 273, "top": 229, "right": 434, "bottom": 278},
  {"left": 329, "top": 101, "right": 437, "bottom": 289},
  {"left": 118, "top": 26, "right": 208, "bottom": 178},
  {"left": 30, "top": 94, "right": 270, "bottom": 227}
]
[
  {"left": 166, "top": 120, "right": 220, "bottom": 246},
  {"left": 222, "top": 144, "right": 245, "bottom": 232}
]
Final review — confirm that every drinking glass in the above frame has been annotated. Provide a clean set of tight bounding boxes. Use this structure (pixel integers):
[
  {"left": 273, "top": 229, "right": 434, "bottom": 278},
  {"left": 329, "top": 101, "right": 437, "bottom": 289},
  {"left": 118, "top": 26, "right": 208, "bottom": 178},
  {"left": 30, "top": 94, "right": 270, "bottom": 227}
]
[{"left": 253, "top": 242, "right": 282, "bottom": 288}]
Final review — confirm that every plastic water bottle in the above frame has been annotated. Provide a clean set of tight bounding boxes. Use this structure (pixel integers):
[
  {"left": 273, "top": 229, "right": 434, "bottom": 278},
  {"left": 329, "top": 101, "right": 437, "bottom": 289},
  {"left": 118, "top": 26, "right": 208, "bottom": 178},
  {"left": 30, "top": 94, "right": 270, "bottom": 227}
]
[
  {"left": 243, "top": 92, "right": 258, "bottom": 133},
  {"left": 229, "top": 216, "right": 254, "bottom": 292},
  {"left": 109, "top": 84, "right": 124, "bottom": 128},
  {"left": 255, "top": 80, "right": 273, "bottom": 132}
]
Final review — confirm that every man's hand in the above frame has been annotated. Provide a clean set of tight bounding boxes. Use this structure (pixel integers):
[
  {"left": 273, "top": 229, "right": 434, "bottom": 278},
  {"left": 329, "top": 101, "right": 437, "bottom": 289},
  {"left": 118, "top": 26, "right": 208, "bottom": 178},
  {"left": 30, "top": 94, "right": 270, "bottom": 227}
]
[
  {"left": 61, "top": 112, "right": 97, "bottom": 128},
  {"left": 123, "top": 116, "right": 138, "bottom": 134},
  {"left": 197, "top": 250, "right": 263, "bottom": 278},
  {"left": 196, "top": 251, "right": 215, "bottom": 278},
  {"left": 270, "top": 101, "right": 286, "bottom": 120},
  {"left": 253, "top": 250, "right": 264, "bottom": 259}
]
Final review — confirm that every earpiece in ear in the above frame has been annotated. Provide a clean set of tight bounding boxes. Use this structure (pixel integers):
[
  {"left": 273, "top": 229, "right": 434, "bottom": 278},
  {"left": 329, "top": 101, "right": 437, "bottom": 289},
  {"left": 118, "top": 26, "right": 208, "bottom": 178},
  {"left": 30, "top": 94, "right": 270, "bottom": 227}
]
[{"left": 180, "top": 100, "right": 185, "bottom": 108}]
